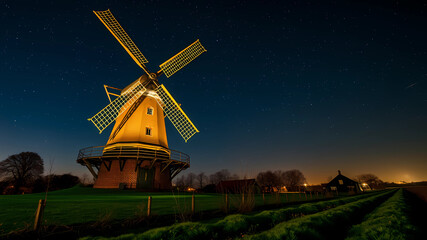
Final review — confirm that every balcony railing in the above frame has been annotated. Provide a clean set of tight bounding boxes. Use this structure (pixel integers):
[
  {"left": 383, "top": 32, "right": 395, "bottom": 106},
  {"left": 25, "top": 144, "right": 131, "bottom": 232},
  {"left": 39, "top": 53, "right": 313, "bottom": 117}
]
[{"left": 77, "top": 145, "right": 190, "bottom": 165}]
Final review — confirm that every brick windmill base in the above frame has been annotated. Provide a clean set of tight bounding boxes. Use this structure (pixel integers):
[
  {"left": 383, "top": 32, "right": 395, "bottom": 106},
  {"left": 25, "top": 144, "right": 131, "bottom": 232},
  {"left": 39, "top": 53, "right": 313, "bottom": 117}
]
[{"left": 77, "top": 144, "right": 189, "bottom": 190}]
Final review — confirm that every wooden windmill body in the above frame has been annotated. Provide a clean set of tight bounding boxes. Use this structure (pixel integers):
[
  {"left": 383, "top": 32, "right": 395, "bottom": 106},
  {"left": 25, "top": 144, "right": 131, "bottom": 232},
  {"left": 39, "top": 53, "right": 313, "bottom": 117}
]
[{"left": 76, "top": 10, "right": 206, "bottom": 190}]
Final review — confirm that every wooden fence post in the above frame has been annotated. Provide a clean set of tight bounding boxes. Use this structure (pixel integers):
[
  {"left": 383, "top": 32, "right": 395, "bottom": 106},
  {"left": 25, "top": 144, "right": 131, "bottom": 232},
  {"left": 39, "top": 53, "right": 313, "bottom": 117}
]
[
  {"left": 242, "top": 192, "right": 245, "bottom": 205},
  {"left": 191, "top": 194, "right": 195, "bottom": 215},
  {"left": 34, "top": 199, "right": 46, "bottom": 231},
  {"left": 147, "top": 196, "right": 152, "bottom": 217},
  {"left": 225, "top": 193, "right": 229, "bottom": 213},
  {"left": 305, "top": 192, "right": 308, "bottom": 200},
  {"left": 262, "top": 192, "right": 265, "bottom": 205}
]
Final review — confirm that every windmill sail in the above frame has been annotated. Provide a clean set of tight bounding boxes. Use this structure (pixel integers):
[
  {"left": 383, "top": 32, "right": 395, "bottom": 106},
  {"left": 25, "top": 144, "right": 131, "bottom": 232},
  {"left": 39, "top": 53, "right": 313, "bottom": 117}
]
[
  {"left": 89, "top": 81, "right": 146, "bottom": 133},
  {"left": 159, "top": 40, "right": 206, "bottom": 78},
  {"left": 93, "top": 10, "right": 149, "bottom": 69},
  {"left": 155, "top": 84, "right": 199, "bottom": 142}
]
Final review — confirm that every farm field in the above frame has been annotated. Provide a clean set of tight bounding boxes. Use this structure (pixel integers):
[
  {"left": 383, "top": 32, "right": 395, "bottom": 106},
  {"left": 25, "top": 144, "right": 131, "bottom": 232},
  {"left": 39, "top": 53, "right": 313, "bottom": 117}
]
[
  {"left": 80, "top": 188, "right": 427, "bottom": 240},
  {"left": 405, "top": 186, "right": 427, "bottom": 202},
  {"left": 83, "top": 190, "right": 390, "bottom": 239},
  {"left": 0, "top": 185, "right": 328, "bottom": 234}
]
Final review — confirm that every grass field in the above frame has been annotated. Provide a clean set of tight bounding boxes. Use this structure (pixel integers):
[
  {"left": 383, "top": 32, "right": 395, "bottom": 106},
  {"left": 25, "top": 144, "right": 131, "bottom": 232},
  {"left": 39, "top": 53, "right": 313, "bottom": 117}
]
[{"left": 0, "top": 185, "right": 327, "bottom": 234}]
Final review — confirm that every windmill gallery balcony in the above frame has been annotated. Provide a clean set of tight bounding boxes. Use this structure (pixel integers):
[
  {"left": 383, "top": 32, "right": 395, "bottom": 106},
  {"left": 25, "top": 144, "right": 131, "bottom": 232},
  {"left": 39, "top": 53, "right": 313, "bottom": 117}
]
[{"left": 76, "top": 144, "right": 190, "bottom": 183}]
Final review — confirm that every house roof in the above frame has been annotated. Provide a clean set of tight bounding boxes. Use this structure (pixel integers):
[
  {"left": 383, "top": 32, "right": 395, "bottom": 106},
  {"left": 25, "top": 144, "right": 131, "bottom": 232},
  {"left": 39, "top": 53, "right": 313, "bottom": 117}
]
[{"left": 327, "top": 170, "right": 358, "bottom": 186}]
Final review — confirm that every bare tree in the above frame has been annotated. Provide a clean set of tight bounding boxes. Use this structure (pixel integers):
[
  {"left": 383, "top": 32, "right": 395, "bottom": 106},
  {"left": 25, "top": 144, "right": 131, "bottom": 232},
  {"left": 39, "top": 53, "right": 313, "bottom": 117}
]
[
  {"left": 230, "top": 173, "right": 240, "bottom": 180},
  {"left": 185, "top": 173, "right": 196, "bottom": 188},
  {"left": 281, "top": 169, "right": 306, "bottom": 192},
  {"left": 209, "top": 169, "right": 231, "bottom": 185},
  {"left": 175, "top": 175, "right": 185, "bottom": 188},
  {"left": 0, "top": 152, "right": 44, "bottom": 191},
  {"left": 356, "top": 173, "right": 384, "bottom": 189},
  {"left": 44, "top": 158, "right": 54, "bottom": 202},
  {"left": 196, "top": 172, "right": 208, "bottom": 189},
  {"left": 274, "top": 170, "right": 284, "bottom": 185},
  {"left": 209, "top": 173, "right": 216, "bottom": 185},
  {"left": 256, "top": 171, "right": 281, "bottom": 192},
  {"left": 216, "top": 169, "right": 231, "bottom": 182}
]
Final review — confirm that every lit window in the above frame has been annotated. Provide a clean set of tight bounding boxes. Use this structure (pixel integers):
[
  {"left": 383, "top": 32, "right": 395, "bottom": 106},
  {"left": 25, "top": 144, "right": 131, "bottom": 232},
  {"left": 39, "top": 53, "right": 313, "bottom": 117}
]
[
  {"left": 338, "top": 180, "right": 344, "bottom": 185},
  {"left": 147, "top": 107, "right": 153, "bottom": 115},
  {"left": 146, "top": 127, "right": 152, "bottom": 136}
]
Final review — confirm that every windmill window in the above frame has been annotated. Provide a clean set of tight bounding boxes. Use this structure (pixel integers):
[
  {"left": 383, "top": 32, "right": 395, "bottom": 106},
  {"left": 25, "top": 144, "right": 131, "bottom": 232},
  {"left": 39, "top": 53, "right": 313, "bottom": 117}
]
[
  {"left": 338, "top": 180, "right": 344, "bottom": 185},
  {"left": 147, "top": 107, "right": 153, "bottom": 115},
  {"left": 146, "top": 127, "right": 152, "bottom": 136}
]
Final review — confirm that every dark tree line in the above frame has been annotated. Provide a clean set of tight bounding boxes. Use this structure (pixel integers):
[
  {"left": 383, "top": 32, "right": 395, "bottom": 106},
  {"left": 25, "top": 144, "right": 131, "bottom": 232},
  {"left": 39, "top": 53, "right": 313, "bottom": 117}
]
[
  {"left": 0, "top": 152, "right": 81, "bottom": 194},
  {"left": 174, "top": 169, "right": 240, "bottom": 191},
  {"left": 174, "top": 169, "right": 307, "bottom": 193},
  {"left": 256, "top": 169, "right": 306, "bottom": 192},
  {"left": 175, "top": 169, "right": 386, "bottom": 193}
]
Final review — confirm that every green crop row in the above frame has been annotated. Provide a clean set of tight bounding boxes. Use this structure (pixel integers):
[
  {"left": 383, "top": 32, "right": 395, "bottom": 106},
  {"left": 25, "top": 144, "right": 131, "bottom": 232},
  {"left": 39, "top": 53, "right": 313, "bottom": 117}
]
[
  {"left": 244, "top": 190, "right": 395, "bottom": 240},
  {"left": 345, "top": 189, "right": 416, "bottom": 240},
  {"left": 81, "top": 190, "right": 390, "bottom": 240}
]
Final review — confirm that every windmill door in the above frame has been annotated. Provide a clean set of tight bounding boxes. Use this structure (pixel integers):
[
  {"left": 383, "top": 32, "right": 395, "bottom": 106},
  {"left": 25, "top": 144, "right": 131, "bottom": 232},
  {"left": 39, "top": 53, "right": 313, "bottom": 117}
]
[{"left": 137, "top": 167, "right": 155, "bottom": 189}]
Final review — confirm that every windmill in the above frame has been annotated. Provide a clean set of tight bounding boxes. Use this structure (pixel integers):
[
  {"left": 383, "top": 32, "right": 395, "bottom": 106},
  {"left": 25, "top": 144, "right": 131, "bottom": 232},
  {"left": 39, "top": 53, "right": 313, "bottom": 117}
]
[{"left": 76, "top": 9, "right": 206, "bottom": 189}]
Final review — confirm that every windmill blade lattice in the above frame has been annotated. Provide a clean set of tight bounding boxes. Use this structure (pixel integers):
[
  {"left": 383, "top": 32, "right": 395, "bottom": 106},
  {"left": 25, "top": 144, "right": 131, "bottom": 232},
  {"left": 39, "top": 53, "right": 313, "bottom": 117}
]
[
  {"left": 155, "top": 84, "right": 199, "bottom": 142},
  {"left": 94, "top": 9, "right": 149, "bottom": 70},
  {"left": 89, "top": 81, "right": 146, "bottom": 133},
  {"left": 159, "top": 39, "right": 206, "bottom": 78}
]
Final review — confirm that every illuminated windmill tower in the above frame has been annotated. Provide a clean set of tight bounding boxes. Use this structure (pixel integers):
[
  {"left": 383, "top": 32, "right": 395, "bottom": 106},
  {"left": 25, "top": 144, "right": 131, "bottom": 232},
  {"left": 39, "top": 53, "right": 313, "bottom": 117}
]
[{"left": 76, "top": 10, "right": 206, "bottom": 189}]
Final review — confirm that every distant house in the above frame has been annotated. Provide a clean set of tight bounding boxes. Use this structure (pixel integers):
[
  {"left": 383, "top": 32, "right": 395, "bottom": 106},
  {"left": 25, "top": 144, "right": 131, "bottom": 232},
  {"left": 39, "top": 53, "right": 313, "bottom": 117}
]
[
  {"left": 326, "top": 170, "right": 362, "bottom": 193},
  {"left": 2, "top": 185, "right": 32, "bottom": 195},
  {"left": 216, "top": 179, "right": 260, "bottom": 193}
]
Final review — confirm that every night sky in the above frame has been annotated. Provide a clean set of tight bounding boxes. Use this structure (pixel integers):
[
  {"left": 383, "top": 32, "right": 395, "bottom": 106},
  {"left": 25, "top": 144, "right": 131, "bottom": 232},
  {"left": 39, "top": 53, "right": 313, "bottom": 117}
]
[{"left": 1, "top": 0, "right": 427, "bottom": 184}]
